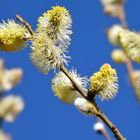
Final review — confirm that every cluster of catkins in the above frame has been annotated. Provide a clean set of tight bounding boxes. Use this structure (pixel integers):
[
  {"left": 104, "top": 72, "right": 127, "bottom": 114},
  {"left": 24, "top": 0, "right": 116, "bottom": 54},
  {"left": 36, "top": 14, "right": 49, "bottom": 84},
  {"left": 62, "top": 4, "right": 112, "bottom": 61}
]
[
  {"left": 100, "top": 0, "right": 140, "bottom": 101},
  {"left": 0, "top": 59, "right": 24, "bottom": 139},
  {"left": 0, "top": 6, "right": 120, "bottom": 120}
]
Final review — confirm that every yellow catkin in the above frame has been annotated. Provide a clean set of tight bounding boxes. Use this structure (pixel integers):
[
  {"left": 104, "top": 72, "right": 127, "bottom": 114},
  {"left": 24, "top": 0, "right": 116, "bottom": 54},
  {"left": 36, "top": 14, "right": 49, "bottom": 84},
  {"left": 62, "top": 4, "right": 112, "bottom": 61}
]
[
  {"left": 89, "top": 64, "right": 118, "bottom": 100},
  {"left": 111, "top": 49, "right": 127, "bottom": 63},
  {"left": 37, "top": 6, "right": 72, "bottom": 49},
  {"left": 52, "top": 70, "right": 88, "bottom": 104},
  {"left": 119, "top": 29, "right": 140, "bottom": 63},
  {"left": 0, "top": 20, "right": 28, "bottom": 52},
  {"left": 30, "top": 32, "right": 68, "bottom": 74}
]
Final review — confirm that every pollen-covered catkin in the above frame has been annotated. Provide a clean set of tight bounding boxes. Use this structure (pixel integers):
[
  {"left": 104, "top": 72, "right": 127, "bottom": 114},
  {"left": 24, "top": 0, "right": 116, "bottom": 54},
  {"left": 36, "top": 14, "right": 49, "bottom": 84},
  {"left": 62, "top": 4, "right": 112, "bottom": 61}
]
[
  {"left": 0, "top": 20, "right": 28, "bottom": 52},
  {"left": 30, "top": 32, "right": 69, "bottom": 74},
  {"left": 89, "top": 64, "right": 118, "bottom": 100},
  {"left": 37, "top": 6, "right": 72, "bottom": 50},
  {"left": 52, "top": 70, "right": 88, "bottom": 104},
  {"left": 119, "top": 29, "right": 140, "bottom": 63}
]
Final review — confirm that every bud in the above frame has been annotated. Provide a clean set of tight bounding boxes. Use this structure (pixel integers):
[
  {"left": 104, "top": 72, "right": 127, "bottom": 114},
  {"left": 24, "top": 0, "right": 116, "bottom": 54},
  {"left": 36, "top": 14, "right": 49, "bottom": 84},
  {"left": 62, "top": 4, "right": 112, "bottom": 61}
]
[
  {"left": 0, "top": 68, "right": 22, "bottom": 91},
  {"left": 2, "top": 69, "right": 23, "bottom": 91},
  {"left": 107, "top": 25, "right": 123, "bottom": 46},
  {"left": 74, "top": 98, "right": 98, "bottom": 116},
  {"left": 111, "top": 49, "right": 127, "bottom": 63},
  {"left": 93, "top": 122, "right": 105, "bottom": 134},
  {"left": 0, "top": 95, "right": 24, "bottom": 122}
]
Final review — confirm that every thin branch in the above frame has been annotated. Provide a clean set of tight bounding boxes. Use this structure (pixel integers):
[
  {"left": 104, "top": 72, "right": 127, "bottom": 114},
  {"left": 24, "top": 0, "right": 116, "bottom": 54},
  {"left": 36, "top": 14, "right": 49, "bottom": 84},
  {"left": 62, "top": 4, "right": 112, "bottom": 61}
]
[
  {"left": 125, "top": 57, "right": 140, "bottom": 103},
  {"left": 60, "top": 65, "right": 126, "bottom": 140},
  {"left": 118, "top": 6, "right": 128, "bottom": 29},
  {"left": 97, "top": 111, "right": 126, "bottom": 140},
  {"left": 102, "top": 129, "right": 112, "bottom": 140},
  {"left": 16, "top": 14, "right": 34, "bottom": 36},
  {"left": 125, "top": 58, "right": 134, "bottom": 85}
]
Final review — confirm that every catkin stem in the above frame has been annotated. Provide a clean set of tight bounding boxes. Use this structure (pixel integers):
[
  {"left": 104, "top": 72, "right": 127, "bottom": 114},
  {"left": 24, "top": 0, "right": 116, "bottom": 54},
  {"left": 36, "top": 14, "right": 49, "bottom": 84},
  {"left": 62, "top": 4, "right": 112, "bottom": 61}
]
[
  {"left": 16, "top": 14, "right": 34, "bottom": 36},
  {"left": 125, "top": 58, "right": 140, "bottom": 103}
]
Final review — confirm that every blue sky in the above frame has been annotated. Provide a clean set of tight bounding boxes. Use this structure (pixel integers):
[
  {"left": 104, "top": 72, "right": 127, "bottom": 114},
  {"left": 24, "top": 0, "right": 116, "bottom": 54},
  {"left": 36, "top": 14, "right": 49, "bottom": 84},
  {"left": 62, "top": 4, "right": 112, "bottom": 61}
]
[{"left": 0, "top": 0, "right": 140, "bottom": 140}]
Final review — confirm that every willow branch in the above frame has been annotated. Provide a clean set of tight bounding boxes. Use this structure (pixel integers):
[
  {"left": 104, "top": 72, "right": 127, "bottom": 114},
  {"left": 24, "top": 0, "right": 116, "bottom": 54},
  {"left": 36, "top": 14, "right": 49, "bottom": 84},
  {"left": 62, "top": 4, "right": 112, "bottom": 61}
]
[
  {"left": 124, "top": 57, "right": 140, "bottom": 103},
  {"left": 118, "top": 6, "right": 128, "bottom": 29},
  {"left": 16, "top": 14, "right": 34, "bottom": 36},
  {"left": 16, "top": 14, "right": 125, "bottom": 140},
  {"left": 97, "top": 110, "right": 126, "bottom": 140},
  {"left": 60, "top": 65, "right": 125, "bottom": 140},
  {"left": 125, "top": 58, "right": 134, "bottom": 85},
  {"left": 102, "top": 129, "right": 112, "bottom": 140}
]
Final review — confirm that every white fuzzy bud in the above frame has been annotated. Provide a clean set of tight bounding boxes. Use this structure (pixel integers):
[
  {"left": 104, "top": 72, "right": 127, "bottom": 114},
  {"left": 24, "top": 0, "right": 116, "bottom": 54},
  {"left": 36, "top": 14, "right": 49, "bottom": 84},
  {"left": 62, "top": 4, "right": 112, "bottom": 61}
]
[
  {"left": 74, "top": 98, "right": 98, "bottom": 116},
  {"left": 93, "top": 122, "right": 105, "bottom": 132},
  {"left": 107, "top": 25, "right": 123, "bottom": 46},
  {"left": 0, "top": 95, "right": 24, "bottom": 122}
]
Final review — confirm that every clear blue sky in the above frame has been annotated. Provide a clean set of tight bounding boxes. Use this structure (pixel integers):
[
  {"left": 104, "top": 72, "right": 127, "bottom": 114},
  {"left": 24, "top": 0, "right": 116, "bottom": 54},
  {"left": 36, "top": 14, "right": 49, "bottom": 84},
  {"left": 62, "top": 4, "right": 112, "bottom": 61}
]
[{"left": 0, "top": 0, "right": 140, "bottom": 140}]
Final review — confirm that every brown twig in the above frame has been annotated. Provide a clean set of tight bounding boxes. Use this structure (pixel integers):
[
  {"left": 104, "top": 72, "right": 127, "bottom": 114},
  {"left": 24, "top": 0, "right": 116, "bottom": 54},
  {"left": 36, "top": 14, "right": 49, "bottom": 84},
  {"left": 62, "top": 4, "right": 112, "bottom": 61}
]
[
  {"left": 124, "top": 57, "right": 140, "bottom": 103},
  {"left": 118, "top": 6, "right": 128, "bottom": 29},
  {"left": 16, "top": 14, "right": 34, "bottom": 36},
  {"left": 102, "top": 129, "right": 112, "bottom": 140},
  {"left": 97, "top": 111, "right": 126, "bottom": 140},
  {"left": 125, "top": 58, "right": 134, "bottom": 85}
]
